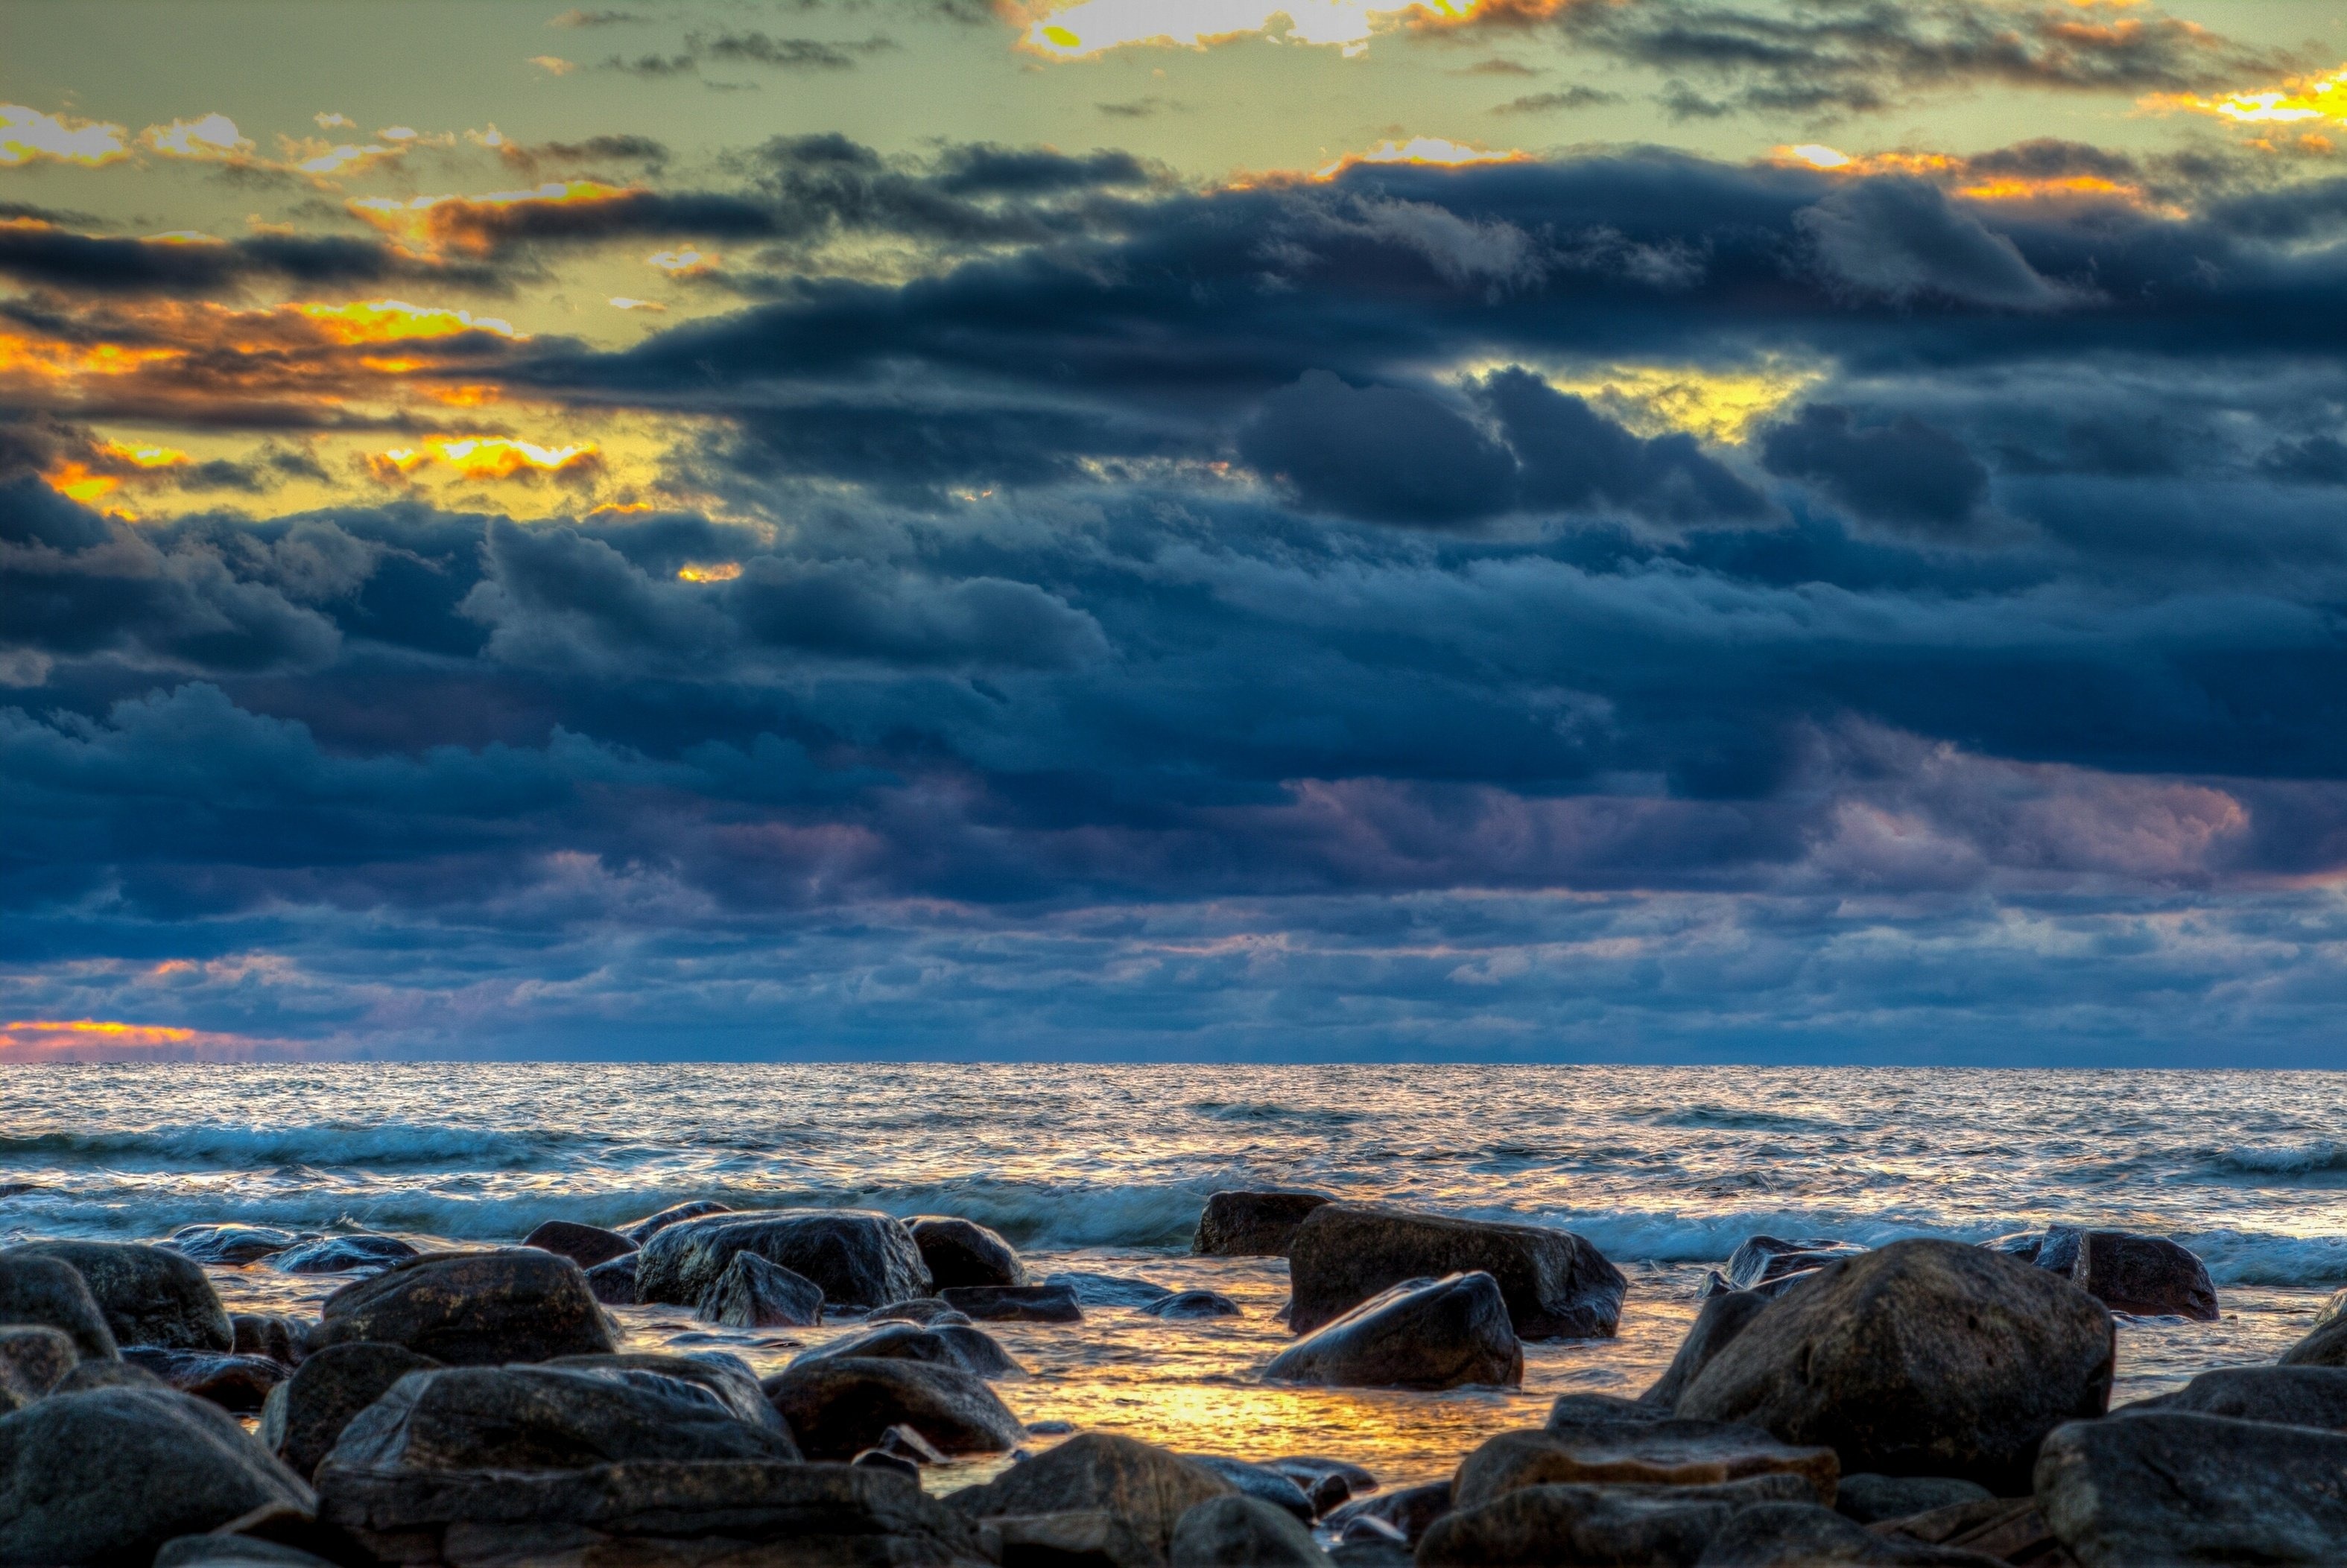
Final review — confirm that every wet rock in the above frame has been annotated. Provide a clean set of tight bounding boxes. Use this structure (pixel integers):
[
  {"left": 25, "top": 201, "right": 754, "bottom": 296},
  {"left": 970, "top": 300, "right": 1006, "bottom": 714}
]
[
  {"left": 1171, "top": 1494, "right": 1331, "bottom": 1566},
  {"left": 519, "top": 1219, "right": 636, "bottom": 1270},
  {"left": 2, "top": 1240, "right": 232, "bottom": 1352},
  {"left": 315, "top": 1457, "right": 985, "bottom": 1568},
  {"left": 262, "top": 1342, "right": 444, "bottom": 1479},
  {"left": 853, "top": 1447, "right": 923, "bottom": 1480},
  {"left": 1676, "top": 1238, "right": 2114, "bottom": 1493},
  {"left": 910, "top": 1216, "right": 1028, "bottom": 1289},
  {"left": 51, "top": 1359, "right": 165, "bottom": 1394},
  {"left": 0, "top": 1325, "right": 76, "bottom": 1410},
  {"left": 941, "top": 1283, "right": 1083, "bottom": 1322},
  {"left": 2281, "top": 1292, "right": 2347, "bottom": 1368},
  {"left": 308, "top": 1248, "right": 615, "bottom": 1365},
  {"left": 1048, "top": 1270, "right": 1176, "bottom": 1308},
  {"left": 1452, "top": 1421, "right": 1837, "bottom": 1510},
  {"left": 1416, "top": 1476, "right": 1822, "bottom": 1568},
  {"left": 165, "top": 1225, "right": 305, "bottom": 1267},
  {"left": 583, "top": 1251, "right": 637, "bottom": 1305},
  {"left": 696, "top": 1250, "right": 823, "bottom": 1328},
  {"left": 326, "top": 1362, "right": 802, "bottom": 1471},
  {"left": 1194, "top": 1191, "right": 1334, "bottom": 1257},
  {"left": 271, "top": 1234, "right": 418, "bottom": 1276},
  {"left": 1992, "top": 1225, "right": 2219, "bottom": 1321},
  {"left": 618, "top": 1198, "right": 732, "bottom": 1245},
  {"left": 122, "top": 1348, "right": 289, "bottom": 1412},
  {"left": 1694, "top": 1500, "right": 2005, "bottom": 1565},
  {"left": 1264, "top": 1456, "right": 1375, "bottom": 1517},
  {"left": 2037, "top": 1409, "right": 2347, "bottom": 1567},
  {"left": 2123, "top": 1363, "right": 2347, "bottom": 1429},
  {"left": 546, "top": 1350, "right": 785, "bottom": 1430},
  {"left": 154, "top": 1536, "right": 340, "bottom": 1568},
  {"left": 1551, "top": 1391, "right": 1673, "bottom": 1426},
  {"left": 635, "top": 1207, "right": 930, "bottom": 1309},
  {"left": 948, "top": 1432, "right": 1235, "bottom": 1567},
  {"left": 231, "top": 1314, "right": 307, "bottom": 1366},
  {"left": 1265, "top": 1272, "right": 1521, "bottom": 1391},
  {"left": 1644, "top": 1289, "right": 1774, "bottom": 1411},
  {"left": 1324, "top": 1481, "right": 1450, "bottom": 1546},
  {"left": 1188, "top": 1457, "right": 1317, "bottom": 1522},
  {"left": 1287, "top": 1204, "right": 1625, "bottom": 1339},
  {"left": 1147, "top": 1289, "right": 1242, "bottom": 1320},
  {"left": 1724, "top": 1237, "right": 1869, "bottom": 1296},
  {"left": 870, "top": 1423, "right": 949, "bottom": 1466},
  {"left": 1831, "top": 1473, "right": 1992, "bottom": 1524},
  {"left": 762, "top": 1355, "right": 1024, "bottom": 1459},
  {"left": 0, "top": 1387, "right": 314, "bottom": 1568},
  {"left": 0, "top": 1252, "right": 118, "bottom": 1362},
  {"left": 870, "top": 1296, "right": 964, "bottom": 1324},
  {"left": 791, "top": 1318, "right": 1024, "bottom": 1379}
]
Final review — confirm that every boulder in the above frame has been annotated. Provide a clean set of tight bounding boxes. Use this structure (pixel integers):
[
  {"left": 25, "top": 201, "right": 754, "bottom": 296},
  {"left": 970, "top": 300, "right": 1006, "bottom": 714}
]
[
  {"left": 940, "top": 1283, "right": 1083, "bottom": 1322},
  {"left": 1263, "top": 1456, "right": 1375, "bottom": 1517},
  {"left": 1148, "top": 1289, "right": 1242, "bottom": 1320},
  {"left": 1719, "top": 1237, "right": 1868, "bottom": 1295},
  {"left": 1694, "top": 1499, "right": 2006, "bottom": 1565},
  {"left": 165, "top": 1225, "right": 304, "bottom": 1266},
  {"left": 308, "top": 1248, "right": 615, "bottom": 1365},
  {"left": 1287, "top": 1204, "right": 1624, "bottom": 1339},
  {"left": 154, "top": 1537, "right": 340, "bottom": 1568},
  {"left": 583, "top": 1253, "right": 637, "bottom": 1306},
  {"left": 869, "top": 1297, "right": 964, "bottom": 1324},
  {"left": 1265, "top": 1272, "right": 1521, "bottom": 1390},
  {"left": 1452, "top": 1422, "right": 1837, "bottom": 1511},
  {"left": 1416, "top": 1476, "right": 1822, "bottom": 1567},
  {"left": 122, "top": 1348, "right": 288, "bottom": 1412},
  {"left": 230, "top": 1314, "right": 306, "bottom": 1365},
  {"left": 271, "top": 1234, "right": 418, "bottom": 1275},
  {"left": 519, "top": 1219, "right": 636, "bottom": 1270},
  {"left": 545, "top": 1351, "right": 785, "bottom": 1431},
  {"left": 314, "top": 1458, "right": 985, "bottom": 1567},
  {"left": 1048, "top": 1270, "right": 1176, "bottom": 1308},
  {"left": 1188, "top": 1457, "right": 1317, "bottom": 1522},
  {"left": 946, "top": 1432, "right": 1235, "bottom": 1567},
  {"left": 262, "top": 1342, "right": 443, "bottom": 1479},
  {"left": 1171, "top": 1494, "right": 1331, "bottom": 1566},
  {"left": 909, "top": 1216, "right": 1027, "bottom": 1289},
  {"left": 696, "top": 1251, "right": 823, "bottom": 1328},
  {"left": 1194, "top": 1191, "right": 1334, "bottom": 1257},
  {"left": 791, "top": 1319, "right": 1024, "bottom": 1379},
  {"left": 1324, "top": 1481, "right": 1450, "bottom": 1546},
  {"left": 1882, "top": 1497, "right": 2067, "bottom": 1564},
  {"left": 1551, "top": 1392, "right": 1673, "bottom": 1427},
  {"left": 1644, "top": 1289, "right": 1773, "bottom": 1411},
  {"left": 0, "top": 1387, "right": 314, "bottom": 1567},
  {"left": 2123, "top": 1363, "right": 2347, "bottom": 1430},
  {"left": 0, "top": 1252, "right": 118, "bottom": 1361},
  {"left": 761, "top": 1356, "right": 1024, "bottom": 1459},
  {"left": 1992, "top": 1225, "right": 2218, "bottom": 1321},
  {"left": 618, "top": 1198, "right": 732, "bottom": 1245},
  {"left": 634, "top": 1207, "right": 930, "bottom": 1309},
  {"left": 2, "top": 1240, "right": 232, "bottom": 1351},
  {"left": 1832, "top": 1473, "right": 1991, "bottom": 1524},
  {"left": 0, "top": 1326, "right": 76, "bottom": 1411},
  {"left": 1676, "top": 1238, "right": 2114, "bottom": 1492},
  {"left": 2036, "top": 1410, "right": 2347, "bottom": 1567},
  {"left": 51, "top": 1359, "right": 165, "bottom": 1394},
  {"left": 326, "top": 1362, "right": 801, "bottom": 1471},
  {"left": 2281, "top": 1291, "right": 2347, "bottom": 1368}
]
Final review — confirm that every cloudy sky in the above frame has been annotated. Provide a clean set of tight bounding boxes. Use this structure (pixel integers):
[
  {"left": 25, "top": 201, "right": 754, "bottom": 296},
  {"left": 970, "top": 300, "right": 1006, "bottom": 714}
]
[{"left": 4, "top": 0, "right": 2344, "bottom": 1064}]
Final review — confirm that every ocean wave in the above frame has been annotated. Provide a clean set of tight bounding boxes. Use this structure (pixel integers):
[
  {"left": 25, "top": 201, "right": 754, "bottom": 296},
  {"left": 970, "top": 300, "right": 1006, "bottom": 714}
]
[
  {"left": 2202, "top": 1142, "right": 2347, "bottom": 1179},
  {"left": 0, "top": 1123, "right": 610, "bottom": 1172},
  {"left": 1188, "top": 1101, "right": 1366, "bottom": 1127},
  {"left": 1634, "top": 1106, "right": 1849, "bottom": 1135},
  {"left": 2173, "top": 1229, "right": 2347, "bottom": 1288}
]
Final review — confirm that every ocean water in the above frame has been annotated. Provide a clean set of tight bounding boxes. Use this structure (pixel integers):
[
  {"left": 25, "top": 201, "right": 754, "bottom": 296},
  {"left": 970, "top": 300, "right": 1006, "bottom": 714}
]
[{"left": 4, "top": 1063, "right": 2343, "bottom": 1488}]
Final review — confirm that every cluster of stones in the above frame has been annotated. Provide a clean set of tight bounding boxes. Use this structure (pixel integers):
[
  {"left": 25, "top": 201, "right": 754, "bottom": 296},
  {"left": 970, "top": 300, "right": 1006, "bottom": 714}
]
[{"left": 0, "top": 1190, "right": 2337, "bottom": 1567}]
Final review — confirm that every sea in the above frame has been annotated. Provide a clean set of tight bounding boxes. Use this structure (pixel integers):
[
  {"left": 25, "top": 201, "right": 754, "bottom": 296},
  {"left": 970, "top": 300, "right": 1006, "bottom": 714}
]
[{"left": 5, "top": 1063, "right": 2343, "bottom": 1489}]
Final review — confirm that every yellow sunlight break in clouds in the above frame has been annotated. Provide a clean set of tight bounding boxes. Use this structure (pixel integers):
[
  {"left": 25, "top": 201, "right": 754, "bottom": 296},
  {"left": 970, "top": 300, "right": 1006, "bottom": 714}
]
[{"left": 0, "top": 104, "right": 130, "bottom": 165}]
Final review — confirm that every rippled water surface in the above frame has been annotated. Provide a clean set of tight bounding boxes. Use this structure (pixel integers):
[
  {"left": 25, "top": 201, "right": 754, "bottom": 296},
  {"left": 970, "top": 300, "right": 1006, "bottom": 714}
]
[{"left": 6, "top": 1064, "right": 2343, "bottom": 1485}]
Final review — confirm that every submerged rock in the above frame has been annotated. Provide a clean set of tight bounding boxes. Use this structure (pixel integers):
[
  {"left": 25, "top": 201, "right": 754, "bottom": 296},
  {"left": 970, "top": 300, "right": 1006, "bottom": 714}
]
[
  {"left": 1171, "top": 1494, "right": 1331, "bottom": 1566},
  {"left": 761, "top": 1356, "right": 1024, "bottom": 1459},
  {"left": 909, "top": 1216, "right": 1027, "bottom": 1289},
  {"left": 1047, "top": 1270, "right": 1176, "bottom": 1308},
  {"left": 1194, "top": 1191, "right": 1335, "bottom": 1257},
  {"left": 634, "top": 1207, "right": 930, "bottom": 1309},
  {"left": 1451, "top": 1422, "right": 1837, "bottom": 1511},
  {"left": 618, "top": 1198, "right": 732, "bottom": 1245},
  {"left": 1325, "top": 1482, "right": 1451, "bottom": 1546},
  {"left": 947, "top": 1432, "right": 1235, "bottom": 1567},
  {"left": 262, "top": 1342, "right": 443, "bottom": 1479},
  {"left": 1147, "top": 1289, "right": 1242, "bottom": 1320},
  {"left": 1266, "top": 1272, "right": 1521, "bottom": 1391},
  {"left": 519, "top": 1219, "right": 636, "bottom": 1270},
  {"left": 1287, "top": 1204, "right": 1625, "bottom": 1339},
  {"left": 868, "top": 1297, "right": 965, "bottom": 1324},
  {"left": 940, "top": 1282, "right": 1083, "bottom": 1322},
  {"left": 2037, "top": 1410, "right": 2347, "bottom": 1567},
  {"left": 165, "top": 1225, "right": 304, "bottom": 1267},
  {"left": 2122, "top": 1364, "right": 2347, "bottom": 1431},
  {"left": 583, "top": 1252, "right": 637, "bottom": 1306},
  {"left": 0, "top": 1253, "right": 117, "bottom": 1362},
  {"left": 1676, "top": 1238, "right": 2113, "bottom": 1492},
  {"left": 308, "top": 1248, "right": 615, "bottom": 1365},
  {"left": 1188, "top": 1457, "right": 1317, "bottom": 1522},
  {"left": 1991, "top": 1225, "right": 2218, "bottom": 1321},
  {"left": 270, "top": 1234, "right": 418, "bottom": 1276},
  {"left": 121, "top": 1348, "right": 288, "bottom": 1412},
  {"left": 695, "top": 1251, "right": 823, "bottom": 1328},
  {"left": 790, "top": 1319, "right": 1023, "bottom": 1379},
  {"left": 0, "top": 1387, "right": 314, "bottom": 1568},
  {"left": 2, "top": 1240, "right": 232, "bottom": 1352}
]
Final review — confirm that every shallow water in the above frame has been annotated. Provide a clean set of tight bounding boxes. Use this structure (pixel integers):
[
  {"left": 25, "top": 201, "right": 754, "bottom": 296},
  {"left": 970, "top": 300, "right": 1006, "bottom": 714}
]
[{"left": 6, "top": 1064, "right": 2343, "bottom": 1487}]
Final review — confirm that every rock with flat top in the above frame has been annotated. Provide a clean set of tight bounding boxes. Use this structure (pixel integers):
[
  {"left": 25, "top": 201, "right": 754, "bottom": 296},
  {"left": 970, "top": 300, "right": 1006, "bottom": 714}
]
[
  {"left": 790, "top": 1319, "right": 1023, "bottom": 1379},
  {"left": 940, "top": 1283, "right": 1083, "bottom": 1321},
  {"left": 2036, "top": 1410, "right": 2347, "bottom": 1567},
  {"left": 948, "top": 1432, "right": 1235, "bottom": 1568},
  {"left": 1990, "top": 1225, "right": 2218, "bottom": 1321},
  {"left": 697, "top": 1250, "right": 823, "bottom": 1328},
  {"left": 1267, "top": 1272, "right": 1521, "bottom": 1390},
  {"left": 519, "top": 1219, "right": 636, "bottom": 1270},
  {"left": 1194, "top": 1192, "right": 1335, "bottom": 1257},
  {"left": 308, "top": 1248, "right": 614, "bottom": 1365},
  {"left": 1416, "top": 1476, "right": 1819, "bottom": 1567},
  {"left": 762, "top": 1356, "right": 1024, "bottom": 1460},
  {"left": 2123, "top": 1363, "right": 2347, "bottom": 1430},
  {"left": 1452, "top": 1421, "right": 1837, "bottom": 1511},
  {"left": 0, "top": 1253, "right": 118, "bottom": 1362},
  {"left": 1287, "top": 1204, "right": 1624, "bottom": 1339},
  {"left": 2, "top": 1240, "right": 232, "bottom": 1351},
  {"left": 1171, "top": 1494, "right": 1331, "bottom": 1565},
  {"left": 262, "top": 1342, "right": 443, "bottom": 1479},
  {"left": 1048, "top": 1271, "right": 1175, "bottom": 1308},
  {"left": 635, "top": 1207, "right": 929, "bottom": 1309}
]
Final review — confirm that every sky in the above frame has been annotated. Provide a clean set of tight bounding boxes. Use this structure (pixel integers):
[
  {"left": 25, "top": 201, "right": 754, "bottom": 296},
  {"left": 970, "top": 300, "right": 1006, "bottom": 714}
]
[{"left": 3, "top": 0, "right": 2346, "bottom": 1065}]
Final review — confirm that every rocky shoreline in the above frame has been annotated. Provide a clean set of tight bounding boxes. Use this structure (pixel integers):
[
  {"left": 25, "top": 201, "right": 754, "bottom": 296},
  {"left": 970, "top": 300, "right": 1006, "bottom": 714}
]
[{"left": 1, "top": 1195, "right": 2342, "bottom": 1566}]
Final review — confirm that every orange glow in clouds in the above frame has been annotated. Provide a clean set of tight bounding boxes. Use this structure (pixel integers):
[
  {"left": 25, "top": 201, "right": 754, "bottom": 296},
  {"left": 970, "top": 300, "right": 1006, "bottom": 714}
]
[
  {"left": 2148, "top": 63, "right": 2347, "bottom": 128},
  {"left": 299, "top": 299, "right": 523, "bottom": 344},
  {"left": 352, "top": 181, "right": 638, "bottom": 253},
  {"left": 1314, "top": 136, "right": 1528, "bottom": 180},
  {"left": 0, "top": 1018, "right": 289, "bottom": 1061},
  {"left": 370, "top": 437, "right": 604, "bottom": 484}
]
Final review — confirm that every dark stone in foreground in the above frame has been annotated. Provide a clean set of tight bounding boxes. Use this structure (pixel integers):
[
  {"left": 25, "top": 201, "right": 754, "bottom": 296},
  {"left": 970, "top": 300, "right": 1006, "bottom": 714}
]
[
  {"left": 1644, "top": 1289, "right": 1773, "bottom": 1411},
  {"left": 0, "top": 1326, "right": 77, "bottom": 1412},
  {"left": 635, "top": 1207, "right": 931, "bottom": 1309},
  {"left": 1266, "top": 1272, "right": 1521, "bottom": 1390},
  {"left": 1697, "top": 1500, "right": 2006, "bottom": 1565},
  {"left": 791, "top": 1319, "right": 1024, "bottom": 1379},
  {"left": 3, "top": 1240, "right": 232, "bottom": 1352},
  {"left": 1287, "top": 1204, "right": 1625, "bottom": 1339},
  {"left": 315, "top": 1459, "right": 986, "bottom": 1568},
  {"left": 519, "top": 1219, "right": 636, "bottom": 1270},
  {"left": 165, "top": 1225, "right": 303, "bottom": 1266},
  {"left": 1171, "top": 1494, "right": 1330, "bottom": 1566},
  {"left": 121, "top": 1348, "right": 288, "bottom": 1412},
  {"left": 583, "top": 1252, "right": 637, "bottom": 1306},
  {"left": 868, "top": 1296, "right": 966, "bottom": 1324},
  {"left": 1325, "top": 1482, "right": 1451, "bottom": 1546},
  {"left": 940, "top": 1283, "right": 1083, "bottom": 1322},
  {"left": 0, "top": 1387, "right": 314, "bottom": 1568},
  {"left": 0, "top": 1252, "right": 118, "bottom": 1361},
  {"left": 154, "top": 1537, "right": 338, "bottom": 1568},
  {"left": 2124, "top": 1364, "right": 2347, "bottom": 1430},
  {"left": 2036, "top": 1410, "right": 2347, "bottom": 1567},
  {"left": 762, "top": 1356, "right": 1024, "bottom": 1460},
  {"left": 1452, "top": 1422, "right": 1837, "bottom": 1511},
  {"left": 1416, "top": 1476, "right": 1820, "bottom": 1567},
  {"left": 262, "top": 1342, "right": 443, "bottom": 1479},
  {"left": 309, "top": 1248, "right": 614, "bottom": 1365},
  {"left": 1264, "top": 1456, "right": 1375, "bottom": 1517},
  {"left": 548, "top": 1351, "right": 785, "bottom": 1431},
  {"left": 619, "top": 1199, "right": 732, "bottom": 1245},
  {"left": 947, "top": 1432, "right": 1235, "bottom": 1567},
  {"left": 1188, "top": 1457, "right": 1317, "bottom": 1522},
  {"left": 1992, "top": 1225, "right": 2219, "bottom": 1321},
  {"left": 1194, "top": 1191, "right": 1334, "bottom": 1257},
  {"left": 1676, "top": 1239, "right": 2113, "bottom": 1493},
  {"left": 230, "top": 1314, "right": 306, "bottom": 1366},
  {"left": 910, "top": 1216, "right": 1028, "bottom": 1289},
  {"left": 2281, "top": 1291, "right": 2347, "bottom": 1368},
  {"left": 1725, "top": 1236, "right": 1868, "bottom": 1294},
  {"left": 271, "top": 1234, "right": 419, "bottom": 1275},
  {"left": 1833, "top": 1473, "right": 1992, "bottom": 1524},
  {"left": 697, "top": 1250, "right": 823, "bottom": 1328}
]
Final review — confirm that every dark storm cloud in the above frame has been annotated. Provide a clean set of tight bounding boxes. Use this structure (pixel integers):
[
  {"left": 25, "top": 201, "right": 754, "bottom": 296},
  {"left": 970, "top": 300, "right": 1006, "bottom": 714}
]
[
  {"left": 1761, "top": 404, "right": 1988, "bottom": 530},
  {"left": 0, "top": 225, "right": 492, "bottom": 296}
]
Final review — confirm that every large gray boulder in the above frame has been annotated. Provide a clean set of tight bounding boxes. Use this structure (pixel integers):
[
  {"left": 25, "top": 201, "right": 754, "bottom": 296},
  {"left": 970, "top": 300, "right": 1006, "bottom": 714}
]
[
  {"left": 1265, "top": 1272, "right": 1521, "bottom": 1390},
  {"left": 2036, "top": 1410, "right": 2347, "bottom": 1567},
  {"left": 2, "top": 1241, "right": 232, "bottom": 1351},
  {"left": 2123, "top": 1364, "right": 2347, "bottom": 1430},
  {"left": 0, "top": 1327, "right": 77, "bottom": 1412},
  {"left": 1643, "top": 1289, "right": 1773, "bottom": 1410},
  {"left": 326, "top": 1362, "right": 801, "bottom": 1471},
  {"left": 909, "top": 1216, "right": 1027, "bottom": 1289},
  {"left": 1676, "top": 1239, "right": 2113, "bottom": 1492},
  {"left": 761, "top": 1356, "right": 1024, "bottom": 1459},
  {"left": 1287, "top": 1204, "right": 1624, "bottom": 1339},
  {"left": 1194, "top": 1191, "right": 1334, "bottom": 1257},
  {"left": 948, "top": 1433, "right": 1235, "bottom": 1568},
  {"left": 261, "top": 1342, "right": 443, "bottom": 1479},
  {"left": 545, "top": 1351, "right": 785, "bottom": 1430},
  {"left": 789, "top": 1319, "right": 1023, "bottom": 1379},
  {"left": 1991, "top": 1226, "right": 2218, "bottom": 1321},
  {"left": 634, "top": 1207, "right": 930, "bottom": 1308},
  {"left": 1171, "top": 1494, "right": 1331, "bottom": 1566},
  {"left": 518, "top": 1220, "right": 635, "bottom": 1270},
  {"left": 2281, "top": 1289, "right": 2347, "bottom": 1368},
  {"left": 307, "top": 1248, "right": 615, "bottom": 1365},
  {"left": 1416, "top": 1476, "right": 1821, "bottom": 1567},
  {"left": 0, "top": 1387, "right": 314, "bottom": 1567},
  {"left": 1452, "top": 1422, "right": 1837, "bottom": 1511},
  {"left": 0, "top": 1252, "right": 118, "bottom": 1361},
  {"left": 696, "top": 1251, "right": 822, "bottom": 1328}
]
